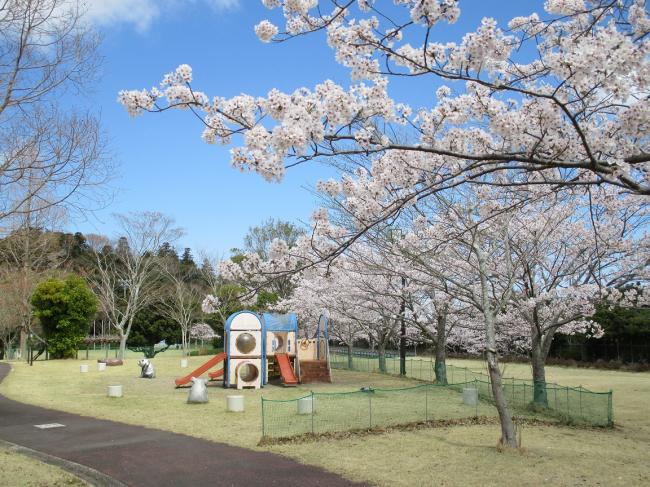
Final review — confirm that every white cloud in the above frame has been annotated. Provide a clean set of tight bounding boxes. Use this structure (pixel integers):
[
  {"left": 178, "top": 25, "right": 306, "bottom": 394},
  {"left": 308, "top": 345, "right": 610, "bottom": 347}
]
[{"left": 82, "top": 0, "right": 240, "bottom": 32}]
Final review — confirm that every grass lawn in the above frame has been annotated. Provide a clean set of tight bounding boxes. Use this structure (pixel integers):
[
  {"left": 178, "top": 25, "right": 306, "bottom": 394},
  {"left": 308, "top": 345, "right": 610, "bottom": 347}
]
[
  {"left": 0, "top": 446, "right": 87, "bottom": 486},
  {"left": 1, "top": 354, "right": 649, "bottom": 486}
]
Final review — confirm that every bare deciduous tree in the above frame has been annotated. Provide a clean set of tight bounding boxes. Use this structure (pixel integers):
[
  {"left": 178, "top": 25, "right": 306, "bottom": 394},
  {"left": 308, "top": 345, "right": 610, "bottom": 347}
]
[
  {"left": 158, "top": 259, "right": 202, "bottom": 357},
  {"left": 88, "top": 212, "right": 183, "bottom": 360},
  {"left": 0, "top": 0, "right": 111, "bottom": 223}
]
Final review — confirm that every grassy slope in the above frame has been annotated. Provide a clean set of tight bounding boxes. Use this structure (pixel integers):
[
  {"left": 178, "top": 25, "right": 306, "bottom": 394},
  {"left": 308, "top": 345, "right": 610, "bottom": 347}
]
[
  {"left": 0, "top": 447, "right": 87, "bottom": 487},
  {"left": 1, "top": 355, "right": 649, "bottom": 486}
]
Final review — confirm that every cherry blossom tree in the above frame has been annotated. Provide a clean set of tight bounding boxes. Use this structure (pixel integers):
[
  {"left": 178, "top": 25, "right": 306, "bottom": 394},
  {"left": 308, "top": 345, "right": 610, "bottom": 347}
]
[
  {"left": 120, "top": 1, "right": 649, "bottom": 210},
  {"left": 190, "top": 322, "right": 220, "bottom": 350},
  {"left": 118, "top": 0, "right": 650, "bottom": 449},
  {"left": 504, "top": 190, "right": 649, "bottom": 404}
]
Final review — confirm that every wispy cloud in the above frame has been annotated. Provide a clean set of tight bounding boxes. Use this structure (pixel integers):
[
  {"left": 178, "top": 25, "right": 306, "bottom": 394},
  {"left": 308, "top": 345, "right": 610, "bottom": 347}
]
[{"left": 83, "top": 0, "right": 240, "bottom": 32}]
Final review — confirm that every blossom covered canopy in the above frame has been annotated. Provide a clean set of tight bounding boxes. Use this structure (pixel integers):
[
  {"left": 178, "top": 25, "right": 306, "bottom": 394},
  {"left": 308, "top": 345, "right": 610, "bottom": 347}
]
[{"left": 119, "top": 0, "right": 650, "bottom": 218}]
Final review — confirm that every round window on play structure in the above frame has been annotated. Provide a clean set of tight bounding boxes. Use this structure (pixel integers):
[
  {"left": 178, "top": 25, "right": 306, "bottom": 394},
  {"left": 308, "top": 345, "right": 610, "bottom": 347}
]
[
  {"left": 235, "top": 333, "right": 256, "bottom": 354},
  {"left": 274, "top": 334, "right": 284, "bottom": 350},
  {"left": 238, "top": 363, "right": 259, "bottom": 382}
]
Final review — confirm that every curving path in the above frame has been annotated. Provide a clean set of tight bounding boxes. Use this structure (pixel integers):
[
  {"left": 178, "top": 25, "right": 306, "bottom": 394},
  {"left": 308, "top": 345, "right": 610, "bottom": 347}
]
[{"left": 0, "top": 363, "right": 365, "bottom": 487}]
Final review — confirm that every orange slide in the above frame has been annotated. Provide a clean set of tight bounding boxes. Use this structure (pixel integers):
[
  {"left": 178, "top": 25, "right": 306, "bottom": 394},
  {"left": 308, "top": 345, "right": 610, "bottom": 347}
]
[
  {"left": 175, "top": 352, "right": 227, "bottom": 387},
  {"left": 276, "top": 353, "right": 298, "bottom": 386}
]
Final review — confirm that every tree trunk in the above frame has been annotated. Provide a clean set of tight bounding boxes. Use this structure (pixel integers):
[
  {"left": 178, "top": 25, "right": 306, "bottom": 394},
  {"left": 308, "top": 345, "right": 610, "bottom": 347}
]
[
  {"left": 118, "top": 334, "right": 127, "bottom": 360},
  {"left": 434, "top": 314, "right": 448, "bottom": 384},
  {"left": 19, "top": 328, "right": 28, "bottom": 360},
  {"left": 475, "top": 245, "right": 518, "bottom": 448},
  {"left": 486, "top": 349, "right": 517, "bottom": 447},
  {"left": 531, "top": 335, "right": 548, "bottom": 406},
  {"left": 399, "top": 279, "right": 406, "bottom": 375},
  {"left": 181, "top": 330, "right": 188, "bottom": 357},
  {"left": 378, "top": 343, "right": 387, "bottom": 373},
  {"left": 347, "top": 342, "right": 354, "bottom": 369}
]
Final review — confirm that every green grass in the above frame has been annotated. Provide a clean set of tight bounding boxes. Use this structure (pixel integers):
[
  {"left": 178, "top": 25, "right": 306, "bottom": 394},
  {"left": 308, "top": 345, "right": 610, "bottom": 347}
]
[
  {"left": 1, "top": 355, "right": 649, "bottom": 486},
  {"left": 68, "top": 345, "right": 215, "bottom": 361},
  {"left": 0, "top": 446, "right": 87, "bottom": 486}
]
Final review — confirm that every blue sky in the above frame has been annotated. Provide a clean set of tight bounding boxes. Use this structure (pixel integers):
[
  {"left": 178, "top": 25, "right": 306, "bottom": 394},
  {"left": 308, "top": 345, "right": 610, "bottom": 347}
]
[{"left": 76, "top": 0, "right": 544, "bottom": 257}]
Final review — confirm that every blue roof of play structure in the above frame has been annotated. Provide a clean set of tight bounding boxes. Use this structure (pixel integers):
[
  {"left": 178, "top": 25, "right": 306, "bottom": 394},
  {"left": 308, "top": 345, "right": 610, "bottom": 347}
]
[{"left": 262, "top": 313, "right": 298, "bottom": 332}]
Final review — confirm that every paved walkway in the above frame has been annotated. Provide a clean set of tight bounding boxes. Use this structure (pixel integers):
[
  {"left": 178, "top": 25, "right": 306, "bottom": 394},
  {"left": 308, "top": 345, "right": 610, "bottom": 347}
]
[{"left": 0, "top": 363, "right": 364, "bottom": 487}]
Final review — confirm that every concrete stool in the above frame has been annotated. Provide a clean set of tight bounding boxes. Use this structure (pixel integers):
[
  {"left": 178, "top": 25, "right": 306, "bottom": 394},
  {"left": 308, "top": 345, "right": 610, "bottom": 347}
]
[
  {"left": 180, "top": 358, "right": 188, "bottom": 368},
  {"left": 297, "top": 396, "right": 315, "bottom": 415},
  {"left": 107, "top": 385, "right": 123, "bottom": 398},
  {"left": 463, "top": 387, "right": 478, "bottom": 406},
  {"left": 97, "top": 362, "right": 106, "bottom": 372},
  {"left": 80, "top": 364, "right": 89, "bottom": 373},
  {"left": 227, "top": 395, "right": 244, "bottom": 412}
]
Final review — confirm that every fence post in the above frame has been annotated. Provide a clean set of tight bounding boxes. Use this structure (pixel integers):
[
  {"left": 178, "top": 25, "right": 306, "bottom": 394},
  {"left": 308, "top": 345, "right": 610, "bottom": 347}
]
[
  {"left": 311, "top": 391, "right": 315, "bottom": 434},
  {"left": 369, "top": 392, "right": 373, "bottom": 429},
  {"left": 261, "top": 398, "right": 265, "bottom": 438},
  {"left": 607, "top": 390, "right": 613, "bottom": 426},
  {"left": 566, "top": 387, "right": 570, "bottom": 419},
  {"left": 425, "top": 386, "right": 428, "bottom": 422},
  {"left": 579, "top": 387, "right": 583, "bottom": 419},
  {"left": 475, "top": 379, "right": 479, "bottom": 418}
]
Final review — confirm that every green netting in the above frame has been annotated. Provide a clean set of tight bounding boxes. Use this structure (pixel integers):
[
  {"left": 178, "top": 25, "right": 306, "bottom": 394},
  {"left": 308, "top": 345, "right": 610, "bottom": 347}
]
[
  {"left": 329, "top": 351, "right": 613, "bottom": 427},
  {"left": 261, "top": 352, "right": 613, "bottom": 439},
  {"left": 261, "top": 381, "right": 499, "bottom": 439}
]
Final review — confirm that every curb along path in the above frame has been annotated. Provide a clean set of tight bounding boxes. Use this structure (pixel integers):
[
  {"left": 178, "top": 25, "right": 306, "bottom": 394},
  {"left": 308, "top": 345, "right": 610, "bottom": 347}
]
[{"left": 0, "top": 363, "right": 364, "bottom": 487}]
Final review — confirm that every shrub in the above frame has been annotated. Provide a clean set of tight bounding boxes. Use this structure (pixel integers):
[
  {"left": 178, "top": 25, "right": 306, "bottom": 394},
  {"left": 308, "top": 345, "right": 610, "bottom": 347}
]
[{"left": 31, "top": 276, "right": 97, "bottom": 359}]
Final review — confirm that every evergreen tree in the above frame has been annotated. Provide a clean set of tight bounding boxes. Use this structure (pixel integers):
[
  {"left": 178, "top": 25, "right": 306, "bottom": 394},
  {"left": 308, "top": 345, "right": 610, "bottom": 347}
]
[{"left": 31, "top": 276, "right": 97, "bottom": 359}]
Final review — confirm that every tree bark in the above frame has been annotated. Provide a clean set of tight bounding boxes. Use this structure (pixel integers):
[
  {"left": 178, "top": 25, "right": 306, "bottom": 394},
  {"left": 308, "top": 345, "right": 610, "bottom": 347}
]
[
  {"left": 434, "top": 314, "right": 448, "bottom": 385},
  {"left": 486, "top": 347, "right": 517, "bottom": 447},
  {"left": 347, "top": 342, "right": 354, "bottom": 369},
  {"left": 19, "top": 329, "right": 27, "bottom": 360},
  {"left": 118, "top": 333, "right": 127, "bottom": 360},
  {"left": 531, "top": 333, "right": 548, "bottom": 406},
  {"left": 378, "top": 342, "right": 387, "bottom": 373},
  {"left": 399, "top": 277, "right": 406, "bottom": 375},
  {"left": 476, "top": 244, "right": 518, "bottom": 448}
]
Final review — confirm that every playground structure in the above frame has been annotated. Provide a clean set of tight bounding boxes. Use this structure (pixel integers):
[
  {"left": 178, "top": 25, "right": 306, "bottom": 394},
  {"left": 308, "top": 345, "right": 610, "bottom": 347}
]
[{"left": 175, "top": 311, "right": 331, "bottom": 389}]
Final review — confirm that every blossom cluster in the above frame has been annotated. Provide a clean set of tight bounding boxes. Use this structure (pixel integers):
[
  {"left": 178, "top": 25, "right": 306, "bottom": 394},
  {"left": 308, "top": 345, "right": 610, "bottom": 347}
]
[{"left": 190, "top": 323, "right": 220, "bottom": 340}]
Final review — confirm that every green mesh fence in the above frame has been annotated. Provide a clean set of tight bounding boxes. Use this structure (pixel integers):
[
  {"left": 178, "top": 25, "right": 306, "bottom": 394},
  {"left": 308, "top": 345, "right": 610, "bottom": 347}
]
[
  {"left": 261, "top": 352, "right": 612, "bottom": 439},
  {"left": 329, "top": 351, "right": 613, "bottom": 427},
  {"left": 261, "top": 381, "right": 496, "bottom": 439}
]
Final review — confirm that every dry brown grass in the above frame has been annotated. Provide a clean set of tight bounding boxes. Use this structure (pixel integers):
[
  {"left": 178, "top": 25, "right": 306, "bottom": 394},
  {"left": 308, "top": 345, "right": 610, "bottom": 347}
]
[
  {"left": 0, "top": 446, "right": 87, "bottom": 487},
  {"left": 1, "top": 355, "right": 649, "bottom": 486}
]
